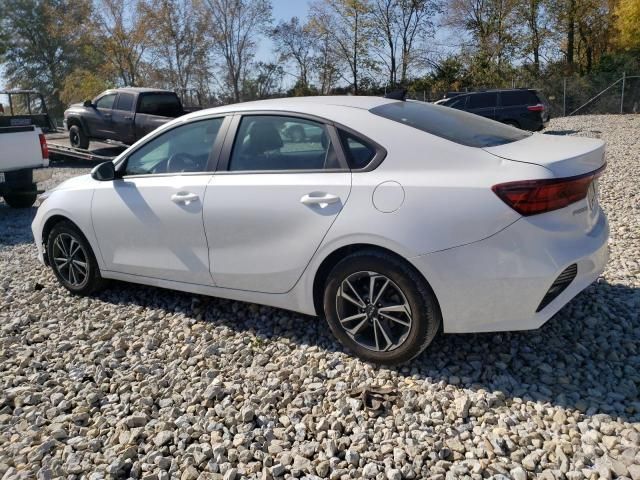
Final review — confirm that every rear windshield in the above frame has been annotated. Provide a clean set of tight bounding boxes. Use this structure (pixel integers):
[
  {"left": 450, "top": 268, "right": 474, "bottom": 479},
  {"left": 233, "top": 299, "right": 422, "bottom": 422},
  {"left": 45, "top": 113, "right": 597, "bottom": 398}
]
[
  {"left": 370, "top": 101, "right": 531, "bottom": 148},
  {"left": 138, "top": 93, "right": 183, "bottom": 117}
]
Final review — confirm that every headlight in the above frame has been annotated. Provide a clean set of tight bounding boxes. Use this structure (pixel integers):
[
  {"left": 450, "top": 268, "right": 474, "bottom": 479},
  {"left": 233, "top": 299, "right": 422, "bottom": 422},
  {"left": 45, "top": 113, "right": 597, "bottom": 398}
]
[{"left": 35, "top": 190, "right": 52, "bottom": 208}]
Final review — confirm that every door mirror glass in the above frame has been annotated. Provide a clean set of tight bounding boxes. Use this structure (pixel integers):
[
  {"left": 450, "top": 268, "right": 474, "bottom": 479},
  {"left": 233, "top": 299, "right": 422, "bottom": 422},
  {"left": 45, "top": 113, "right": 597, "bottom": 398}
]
[
  {"left": 83, "top": 99, "right": 94, "bottom": 108},
  {"left": 91, "top": 161, "right": 116, "bottom": 181}
]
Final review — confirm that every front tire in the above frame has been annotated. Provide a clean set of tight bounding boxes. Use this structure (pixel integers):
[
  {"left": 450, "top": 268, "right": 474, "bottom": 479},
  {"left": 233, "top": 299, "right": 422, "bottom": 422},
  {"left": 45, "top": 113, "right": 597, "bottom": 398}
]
[
  {"left": 69, "top": 125, "right": 89, "bottom": 149},
  {"left": 47, "top": 221, "right": 105, "bottom": 295},
  {"left": 323, "top": 250, "right": 441, "bottom": 365}
]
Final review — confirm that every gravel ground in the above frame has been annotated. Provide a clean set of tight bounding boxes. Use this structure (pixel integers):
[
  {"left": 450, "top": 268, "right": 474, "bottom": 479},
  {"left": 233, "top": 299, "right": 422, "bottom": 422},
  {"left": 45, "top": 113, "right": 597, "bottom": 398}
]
[{"left": 1, "top": 115, "right": 638, "bottom": 480}]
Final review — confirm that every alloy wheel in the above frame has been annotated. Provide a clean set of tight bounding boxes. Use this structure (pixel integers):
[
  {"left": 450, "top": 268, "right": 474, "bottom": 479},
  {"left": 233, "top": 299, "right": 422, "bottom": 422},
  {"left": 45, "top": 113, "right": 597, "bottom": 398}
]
[
  {"left": 52, "top": 233, "right": 89, "bottom": 287},
  {"left": 335, "top": 271, "right": 413, "bottom": 352}
]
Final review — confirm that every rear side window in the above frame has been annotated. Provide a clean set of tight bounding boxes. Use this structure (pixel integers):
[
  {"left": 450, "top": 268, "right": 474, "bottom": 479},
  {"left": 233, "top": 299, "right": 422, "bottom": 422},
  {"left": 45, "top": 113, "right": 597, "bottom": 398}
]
[
  {"left": 115, "top": 93, "right": 135, "bottom": 111},
  {"left": 229, "top": 115, "right": 338, "bottom": 171},
  {"left": 468, "top": 93, "right": 498, "bottom": 109},
  {"left": 138, "top": 93, "right": 183, "bottom": 117},
  {"left": 339, "top": 130, "right": 376, "bottom": 169},
  {"left": 370, "top": 101, "right": 530, "bottom": 148},
  {"left": 501, "top": 90, "right": 540, "bottom": 107}
]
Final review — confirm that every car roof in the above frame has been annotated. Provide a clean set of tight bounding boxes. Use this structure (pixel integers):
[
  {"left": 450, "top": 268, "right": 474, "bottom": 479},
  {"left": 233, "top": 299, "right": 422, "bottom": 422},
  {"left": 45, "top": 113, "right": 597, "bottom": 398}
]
[
  {"left": 102, "top": 87, "right": 175, "bottom": 95},
  {"left": 186, "top": 95, "right": 399, "bottom": 120}
]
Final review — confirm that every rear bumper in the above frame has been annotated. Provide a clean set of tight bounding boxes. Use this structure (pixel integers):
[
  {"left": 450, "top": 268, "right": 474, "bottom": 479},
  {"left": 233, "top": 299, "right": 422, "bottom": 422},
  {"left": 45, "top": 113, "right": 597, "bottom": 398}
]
[{"left": 410, "top": 208, "right": 609, "bottom": 333}]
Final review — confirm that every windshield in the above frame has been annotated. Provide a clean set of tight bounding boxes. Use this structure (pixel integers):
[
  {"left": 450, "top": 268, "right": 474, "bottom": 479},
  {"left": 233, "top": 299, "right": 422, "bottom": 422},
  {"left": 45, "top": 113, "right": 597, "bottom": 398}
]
[{"left": 370, "top": 100, "right": 531, "bottom": 148}]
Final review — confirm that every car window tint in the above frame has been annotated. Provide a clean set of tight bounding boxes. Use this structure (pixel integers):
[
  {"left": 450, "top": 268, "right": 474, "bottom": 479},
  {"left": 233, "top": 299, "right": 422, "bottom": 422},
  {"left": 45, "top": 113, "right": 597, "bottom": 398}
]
[
  {"left": 124, "top": 118, "right": 223, "bottom": 175},
  {"left": 500, "top": 91, "right": 540, "bottom": 107},
  {"left": 115, "top": 93, "right": 135, "bottom": 111},
  {"left": 96, "top": 94, "right": 116, "bottom": 110},
  {"left": 370, "top": 101, "right": 531, "bottom": 148},
  {"left": 138, "top": 93, "right": 183, "bottom": 117},
  {"left": 229, "top": 115, "right": 338, "bottom": 171},
  {"left": 338, "top": 130, "right": 376, "bottom": 169},
  {"left": 468, "top": 93, "right": 497, "bottom": 109},
  {"left": 447, "top": 96, "right": 467, "bottom": 109}
]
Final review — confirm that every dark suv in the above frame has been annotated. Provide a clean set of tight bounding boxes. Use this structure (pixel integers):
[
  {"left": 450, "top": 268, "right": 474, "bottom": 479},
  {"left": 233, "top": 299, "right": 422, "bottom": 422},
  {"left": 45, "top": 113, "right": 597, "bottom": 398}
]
[{"left": 437, "top": 89, "right": 550, "bottom": 131}]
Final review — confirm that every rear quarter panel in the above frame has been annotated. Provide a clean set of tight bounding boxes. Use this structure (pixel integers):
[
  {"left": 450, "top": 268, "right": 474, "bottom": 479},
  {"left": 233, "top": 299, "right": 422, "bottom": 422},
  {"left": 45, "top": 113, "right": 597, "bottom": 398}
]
[{"left": 0, "top": 127, "right": 43, "bottom": 172}]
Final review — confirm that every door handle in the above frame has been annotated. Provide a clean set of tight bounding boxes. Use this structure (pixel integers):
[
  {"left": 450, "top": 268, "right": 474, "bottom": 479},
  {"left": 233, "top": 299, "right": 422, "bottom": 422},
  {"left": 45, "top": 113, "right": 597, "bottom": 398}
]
[
  {"left": 300, "top": 193, "right": 340, "bottom": 207},
  {"left": 171, "top": 192, "right": 199, "bottom": 205},
  {"left": 124, "top": 116, "right": 133, "bottom": 120}
]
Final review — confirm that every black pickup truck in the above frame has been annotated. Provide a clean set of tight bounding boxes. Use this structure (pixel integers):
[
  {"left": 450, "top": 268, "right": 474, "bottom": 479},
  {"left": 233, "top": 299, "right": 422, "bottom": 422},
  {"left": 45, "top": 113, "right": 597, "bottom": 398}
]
[{"left": 63, "top": 87, "right": 187, "bottom": 149}]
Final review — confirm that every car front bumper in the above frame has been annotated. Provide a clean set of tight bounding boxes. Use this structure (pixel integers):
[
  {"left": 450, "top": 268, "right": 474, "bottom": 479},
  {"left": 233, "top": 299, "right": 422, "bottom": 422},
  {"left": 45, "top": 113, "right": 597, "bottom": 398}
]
[{"left": 410, "top": 208, "right": 609, "bottom": 333}]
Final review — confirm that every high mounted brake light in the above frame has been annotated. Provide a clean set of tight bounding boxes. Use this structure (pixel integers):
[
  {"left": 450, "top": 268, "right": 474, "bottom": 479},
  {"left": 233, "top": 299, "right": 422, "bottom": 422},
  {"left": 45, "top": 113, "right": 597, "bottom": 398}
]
[{"left": 492, "top": 164, "right": 605, "bottom": 216}]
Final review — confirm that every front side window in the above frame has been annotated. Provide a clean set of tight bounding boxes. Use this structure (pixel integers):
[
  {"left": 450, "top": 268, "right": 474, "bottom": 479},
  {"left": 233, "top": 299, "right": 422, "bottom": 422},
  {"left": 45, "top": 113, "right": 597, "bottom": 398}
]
[
  {"left": 370, "top": 101, "right": 530, "bottom": 148},
  {"left": 96, "top": 94, "right": 116, "bottom": 110},
  {"left": 124, "top": 118, "right": 223, "bottom": 175},
  {"left": 468, "top": 93, "right": 498, "bottom": 109},
  {"left": 446, "top": 95, "right": 467, "bottom": 109},
  {"left": 229, "top": 115, "right": 338, "bottom": 171}
]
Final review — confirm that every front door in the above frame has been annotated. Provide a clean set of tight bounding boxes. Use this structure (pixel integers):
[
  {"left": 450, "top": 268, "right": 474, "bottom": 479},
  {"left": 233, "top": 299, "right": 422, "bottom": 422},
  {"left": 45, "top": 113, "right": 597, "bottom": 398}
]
[
  {"left": 87, "top": 93, "right": 117, "bottom": 139},
  {"left": 92, "top": 116, "right": 227, "bottom": 285},
  {"left": 111, "top": 92, "right": 136, "bottom": 144},
  {"left": 204, "top": 114, "right": 352, "bottom": 294}
]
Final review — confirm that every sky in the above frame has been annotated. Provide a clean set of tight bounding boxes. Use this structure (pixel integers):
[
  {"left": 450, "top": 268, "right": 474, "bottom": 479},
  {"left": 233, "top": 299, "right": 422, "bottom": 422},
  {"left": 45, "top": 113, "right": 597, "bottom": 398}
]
[{"left": 256, "top": 0, "right": 311, "bottom": 64}]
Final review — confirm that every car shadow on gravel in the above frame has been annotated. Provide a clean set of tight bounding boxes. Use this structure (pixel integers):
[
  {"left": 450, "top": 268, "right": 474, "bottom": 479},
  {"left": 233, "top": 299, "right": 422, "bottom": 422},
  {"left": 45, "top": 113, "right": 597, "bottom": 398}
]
[
  {"left": 0, "top": 205, "right": 37, "bottom": 247},
  {"left": 95, "top": 277, "right": 639, "bottom": 422}
]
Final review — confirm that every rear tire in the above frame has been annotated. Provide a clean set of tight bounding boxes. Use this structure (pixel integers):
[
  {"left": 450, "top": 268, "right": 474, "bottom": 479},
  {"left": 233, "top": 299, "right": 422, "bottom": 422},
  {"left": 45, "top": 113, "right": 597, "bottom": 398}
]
[
  {"left": 47, "top": 221, "right": 105, "bottom": 295},
  {"left": 2, "top": 190, "right": 37, "bottom": 208},
  {"left": 69, "top": 125, "right": 89, "bottom": 149},
  {"left": 323, "top": 250, "right": 441, "bottom": 365}
]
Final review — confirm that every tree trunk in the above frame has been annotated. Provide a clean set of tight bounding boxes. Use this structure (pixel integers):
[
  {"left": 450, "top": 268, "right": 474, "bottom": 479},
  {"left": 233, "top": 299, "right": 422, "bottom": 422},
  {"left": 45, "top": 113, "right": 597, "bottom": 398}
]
[{"left": 567, "top": 0, "right": 575, "bottom": 68}]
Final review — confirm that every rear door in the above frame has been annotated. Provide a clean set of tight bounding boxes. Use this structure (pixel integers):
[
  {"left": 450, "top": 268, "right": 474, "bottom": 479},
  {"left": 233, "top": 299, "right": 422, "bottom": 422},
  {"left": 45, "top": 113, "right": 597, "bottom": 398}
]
[
  {"left": 111, "top": 92, "right": 136, "bottom": 144},
  {"left": 467, "top": 92, "right": 498, "bottom": 120},
  {"left": 86, "top": 93, "right": 117, "bottom": 139},
  {"left": 203, "top": 113, "right": 352, "bottom": 294}
]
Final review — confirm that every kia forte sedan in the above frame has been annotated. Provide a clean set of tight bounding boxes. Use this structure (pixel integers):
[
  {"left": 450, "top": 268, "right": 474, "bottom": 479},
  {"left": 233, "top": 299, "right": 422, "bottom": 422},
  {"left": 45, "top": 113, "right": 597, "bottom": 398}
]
[{"left": 32, "top": 96, "right": 608, "bottom": 364}]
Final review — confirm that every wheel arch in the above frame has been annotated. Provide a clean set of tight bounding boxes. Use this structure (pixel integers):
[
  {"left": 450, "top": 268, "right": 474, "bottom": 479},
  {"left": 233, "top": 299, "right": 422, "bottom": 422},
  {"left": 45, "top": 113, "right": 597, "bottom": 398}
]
[
  {"left": 66, "top": 115, "right": 88, "bottom": 134},
  {"left": 41, "top": 214, "right": 95, "bottom": 265},
  {"left": 311, "top": 243, "right": 441, "bottom": 319}
]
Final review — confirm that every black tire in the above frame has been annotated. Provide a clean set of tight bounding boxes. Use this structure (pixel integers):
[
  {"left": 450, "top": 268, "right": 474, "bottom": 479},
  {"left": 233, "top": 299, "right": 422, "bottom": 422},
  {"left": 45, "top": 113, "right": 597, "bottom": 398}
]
[
  {"left": 2, "top": 190, "right": 37, "bottom": 208},
  {"left": 46, "top": 221, "right": 105, "bottom": 295},
  {"left": 69, "top": 124, "right": 89, "bottom": 149},
  {"left": 323, "top": 250, "right": 441, "bottom": 365}
]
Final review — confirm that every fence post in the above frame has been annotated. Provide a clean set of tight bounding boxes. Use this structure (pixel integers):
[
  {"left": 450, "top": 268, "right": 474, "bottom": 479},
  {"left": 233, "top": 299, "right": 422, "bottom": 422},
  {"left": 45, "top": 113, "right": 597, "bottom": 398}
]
[
  {"left": 563, "top": 78, "right": 567, "bottom": 117},
  {"left": 620, "top": 71, "right": 626, "bottom": 114}
]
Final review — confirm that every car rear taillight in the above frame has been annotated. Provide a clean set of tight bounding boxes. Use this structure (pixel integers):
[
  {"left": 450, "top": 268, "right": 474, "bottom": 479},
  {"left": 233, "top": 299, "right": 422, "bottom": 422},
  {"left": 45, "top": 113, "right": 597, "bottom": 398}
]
[
  {"left": 39, "top": 133, "right": 49, "bottom": 159},
  {"left": 527, "top": 104, "right": 545, "bottom": 112},
  {"left": 492, "top": 165, "right": 605, "bottom": 216}
]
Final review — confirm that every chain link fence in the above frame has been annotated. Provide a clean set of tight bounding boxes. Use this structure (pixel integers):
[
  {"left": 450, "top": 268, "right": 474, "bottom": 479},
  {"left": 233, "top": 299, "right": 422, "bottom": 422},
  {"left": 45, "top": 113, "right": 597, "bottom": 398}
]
[{"left": 406, "top": 72, "right": 640, "bottom": 118}]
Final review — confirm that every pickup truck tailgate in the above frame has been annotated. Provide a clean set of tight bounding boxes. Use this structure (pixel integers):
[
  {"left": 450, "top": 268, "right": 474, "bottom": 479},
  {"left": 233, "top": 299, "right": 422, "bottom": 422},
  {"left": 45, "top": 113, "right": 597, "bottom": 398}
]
[{"left": 0, "top": 126, "right": 44, "bottom": 172}]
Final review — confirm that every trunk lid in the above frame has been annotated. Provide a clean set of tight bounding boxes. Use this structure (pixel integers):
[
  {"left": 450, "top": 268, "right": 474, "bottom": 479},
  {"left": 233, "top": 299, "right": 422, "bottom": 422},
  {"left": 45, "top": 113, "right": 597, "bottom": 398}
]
[{"left": 483, "top": 132, "right": 605, "bottom": 177}]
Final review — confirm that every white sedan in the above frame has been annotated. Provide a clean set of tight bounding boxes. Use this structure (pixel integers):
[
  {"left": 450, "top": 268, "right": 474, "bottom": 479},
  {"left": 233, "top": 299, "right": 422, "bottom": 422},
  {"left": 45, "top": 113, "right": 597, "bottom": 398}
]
[{"left": 32, "top": 96, "right": 608, "bottom": 364}]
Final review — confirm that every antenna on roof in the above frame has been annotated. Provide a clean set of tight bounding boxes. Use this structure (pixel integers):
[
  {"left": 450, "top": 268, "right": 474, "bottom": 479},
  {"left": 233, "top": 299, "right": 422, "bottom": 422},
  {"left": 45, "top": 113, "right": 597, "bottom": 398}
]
[{"left": 384, "top": 88, "right": 407, "bottom": 101}]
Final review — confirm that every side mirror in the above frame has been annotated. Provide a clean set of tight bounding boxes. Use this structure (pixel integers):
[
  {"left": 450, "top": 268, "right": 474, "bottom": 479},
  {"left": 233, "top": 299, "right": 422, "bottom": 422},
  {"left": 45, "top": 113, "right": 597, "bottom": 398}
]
[
  {"left": 83, "top": 99, "right": 94, "bottom": 108},
  {"left": 91, "top": 161, "right": 116, "bottom": 181}
]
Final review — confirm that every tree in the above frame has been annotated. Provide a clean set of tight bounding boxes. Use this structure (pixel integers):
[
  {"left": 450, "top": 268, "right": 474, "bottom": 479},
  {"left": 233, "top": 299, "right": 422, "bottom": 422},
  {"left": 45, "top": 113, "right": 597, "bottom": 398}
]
[
  {"left": 141, "top": 0, "right": 209, "bottom": 93},
  {"left": 615, "top": 0, "right": 640, "bottom": 51},
  {"left": 310, "top": 0, "right": 375, "bottom": 95},
  {"left": 371, "top": 0, "right": 438, "bottom": 87},
  {"left": 0, "top": 0, "right": 96, "bottom": 115},
  {"left": 95, "top": 0, "right": 150, "bottom": 86},
  {"left": 243, "top": 61, "right": 285, "bottom": 99},
  {"left": 271, "top": 17, "right": 316, "bottom": 89},
  {"left": 447, "top": 0, "right": 520, "bottom": 81},
  {"left": 202, "top": 0, "right": 273, "bottom": 103}
]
